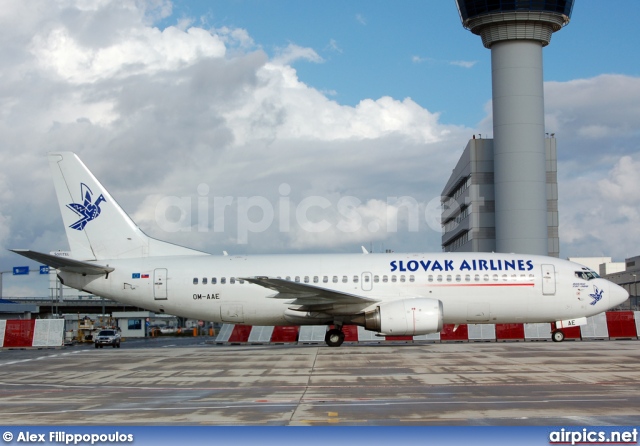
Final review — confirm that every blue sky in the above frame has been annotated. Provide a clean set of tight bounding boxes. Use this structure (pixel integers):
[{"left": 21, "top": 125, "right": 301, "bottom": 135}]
[
  {"left": 1, "top": 0, "right": 639, "bottom": 296},
  {"left": 164, "top": 0, "right": 639, "bottom": 126}
]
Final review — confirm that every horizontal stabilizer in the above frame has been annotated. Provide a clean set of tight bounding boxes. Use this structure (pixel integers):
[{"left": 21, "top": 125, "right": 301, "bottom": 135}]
[{"left": 10, "top": 249, "right": 114, "bottom": 276}]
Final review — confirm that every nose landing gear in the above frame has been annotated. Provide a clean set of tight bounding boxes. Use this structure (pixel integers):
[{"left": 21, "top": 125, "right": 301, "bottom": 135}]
[{"left": 551, "top": 330, "right": 565, "bottom": 342}]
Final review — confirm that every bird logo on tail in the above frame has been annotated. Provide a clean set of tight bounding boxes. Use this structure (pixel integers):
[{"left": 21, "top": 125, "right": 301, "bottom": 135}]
[{"left": 67, "top": 183, "right": 106, "bottom": 230}]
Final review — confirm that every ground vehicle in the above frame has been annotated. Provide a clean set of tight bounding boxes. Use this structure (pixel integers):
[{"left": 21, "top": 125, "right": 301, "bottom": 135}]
[{"left": 94, "top": 329, "right": 121, "bottom": 348}]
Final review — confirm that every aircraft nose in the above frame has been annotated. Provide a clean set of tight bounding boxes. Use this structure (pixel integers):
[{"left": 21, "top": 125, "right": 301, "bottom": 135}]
[{"left": 609, "top": 282, "right": 630, "bottom": 308}]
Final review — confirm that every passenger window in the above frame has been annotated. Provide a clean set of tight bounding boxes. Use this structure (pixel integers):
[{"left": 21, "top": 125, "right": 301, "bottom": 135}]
[
  {"left": 212, "top": 277, "right": 217, "bottom": 284},
  {"left": 193, "top": 278, "right": 198, "bottom": 285},
  {"left": 221, "top": 277, "right": 226, "bottom": 284},
  {"left": 332, "top": 276, "right": 338, "bottom": 283},
  {"left": 428, "top": 275, "right": 433, "bottom": 282},
  {"left": 465, "top": 275, "right": 471, "bottom": 282},
  {"left": 230, "top": 278, "right": 236, "bottom": 284},
  {"left": 342, "top": 276, "right": 348, "bottom": 283},
  {"left": 492, "top": 274, "right": 498, "bottom": 281},
  {"left": 373, "top": 275, "right": 379, "bottom": 283},
  {"left": 437, "top": 275, "right": 443, "bottom": 282},
  {"left": 382, "top": 275, "right": 388, "bottom": 283},
  {"left": 364, "top": 275, "right": 370, "bottom": 283},
  {"left": 483, "top": 275, "right": 489, "bottom": 282},
  {"left": 295, "top": 276, "right": 300, "bottom": 283},
  {"left": 391, "top": 275, "right": 397, "bottom": 283},
  {"left": 474, "top": 274, "right": 480, "bottom": 282},
  {"left": 286, "top": 276, "right": 291, "bottom": 281},
  {"left": 313, "top": 276, "right": 318, "bottom": 283},
  {"left": 354, "top": 275, "right": 359, "bottom": 283},
  {"left": 455, "top": 275, "right": 461, "bottom": 282},
  {"left": 400, "top": 275, "right": 405, "bottom": 283},
  {"left": 239, "top": 279, "right": 244, "bottom": 284},
  {"left": 502, "top": 274, "right": 508, "bottom": 281},
  {"left": 202, "top": 278, "right": 207, "bottom": 285},
  {"left": 409, "top": 275, "right": 415, "bottom": 282},
  {"left": 304, "top": 276, "right": 309, "bottom": 283}
]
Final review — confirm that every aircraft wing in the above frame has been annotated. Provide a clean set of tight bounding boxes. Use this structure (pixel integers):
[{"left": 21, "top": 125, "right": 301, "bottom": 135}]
[
  {"left": 10, "top": 249, "right": 115, "bottom": 276},
  {"left": 241, "top": 276, "right": 378, "bottom": 307}
]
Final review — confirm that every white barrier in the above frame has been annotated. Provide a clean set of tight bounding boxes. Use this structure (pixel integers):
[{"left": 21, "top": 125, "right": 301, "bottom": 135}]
[
  {"left": 580, "top": 313, "right": 609, "bottom": 339},
  {"left": 248, "top": 326, "right": 274, "bottom": 343}
]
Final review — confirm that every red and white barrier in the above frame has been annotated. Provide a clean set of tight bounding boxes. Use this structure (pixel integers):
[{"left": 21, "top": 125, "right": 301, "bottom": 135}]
[
  {"left": 214, "top": 311, "right": 640, "bottom": 345},
  {"left": 0, "top": 319, "right": 64, "bottom": 348}
]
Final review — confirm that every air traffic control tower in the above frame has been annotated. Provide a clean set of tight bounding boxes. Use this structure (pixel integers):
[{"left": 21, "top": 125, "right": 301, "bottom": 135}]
[{"left": 454, "top": 0, "right": 573, "bottom": 255}]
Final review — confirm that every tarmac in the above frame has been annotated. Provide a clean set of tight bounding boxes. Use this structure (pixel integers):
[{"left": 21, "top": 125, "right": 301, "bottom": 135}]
[{"left": 0, "top": 338, "right": 639, "bottom": 426}]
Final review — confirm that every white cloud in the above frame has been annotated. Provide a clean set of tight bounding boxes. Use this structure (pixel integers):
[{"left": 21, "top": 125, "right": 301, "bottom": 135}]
[
  {"left": 3, "top": 0, "right": 639, "bottom": 301},
  {"left": 449, "top": 60, "right": 477, "bottom": 68},
  {"left": 411, "top": 56, "right": 477, "bottom": 69},
  {"left": 598, "top": 156, "right": 640, "bottom": 204},
  {"left": 545, "top": 74, "right": 640, "bottom": 141},
  {"left": 30, "top": 25, "right": 226, "bottom": 83},
  {"left": 0, "top": 0, "right": 470, "bottom": 277},
  {"left": 216, "top": 26, "right": 255, "bottom": 49},
  {"left": 559, "top": 154, "right": 640, "bottom": 258},
  {"left": 412, "top": 56, "right": 429, "bottom": 63},
  {"left": 327, "top": 39, "right": 342, "bottom": 53},
  {"left": 272, "top": 43, "right": 323, "bottom": 66},
  {"left": 547, "top": 75, "right": 640, "bottom": 259}
]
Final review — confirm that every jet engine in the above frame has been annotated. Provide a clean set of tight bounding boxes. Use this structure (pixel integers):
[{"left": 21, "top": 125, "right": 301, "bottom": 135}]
[{"left": 359, "top": 298, "right": 443, "bottom": 336}]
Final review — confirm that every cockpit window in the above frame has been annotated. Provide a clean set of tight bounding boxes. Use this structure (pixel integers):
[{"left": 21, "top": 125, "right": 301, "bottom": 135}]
[{"left": 575, "top": 270, "right": 600, "bottom": 280}]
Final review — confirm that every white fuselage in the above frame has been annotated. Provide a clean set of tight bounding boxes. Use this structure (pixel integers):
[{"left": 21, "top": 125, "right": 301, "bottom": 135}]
[{"left": 59, "top": 252, "right": 625, "bottom": 328}]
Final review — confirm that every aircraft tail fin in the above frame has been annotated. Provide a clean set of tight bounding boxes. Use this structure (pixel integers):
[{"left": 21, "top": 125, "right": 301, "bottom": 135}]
[{"left": 49, "top": 152, "right": 207, "bottom": 261}]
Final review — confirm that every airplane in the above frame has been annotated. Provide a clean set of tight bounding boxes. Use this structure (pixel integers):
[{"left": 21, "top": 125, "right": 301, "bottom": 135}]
[{"left": 11, "top": 152, "right": 629, "bottom": 347}]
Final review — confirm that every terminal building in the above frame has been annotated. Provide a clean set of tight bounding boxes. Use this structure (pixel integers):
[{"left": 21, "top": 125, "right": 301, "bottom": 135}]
[
  {"left": 603, "top": 255, "right": 640, "bottom": 311},
  {"left": 441, "top": 135, "right": 559, "bottom": 257}
]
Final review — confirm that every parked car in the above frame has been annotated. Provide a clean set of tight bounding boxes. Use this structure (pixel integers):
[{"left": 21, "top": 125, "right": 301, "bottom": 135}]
[{"left": 94, "top": 329, "right": 121, "bottom": 348}]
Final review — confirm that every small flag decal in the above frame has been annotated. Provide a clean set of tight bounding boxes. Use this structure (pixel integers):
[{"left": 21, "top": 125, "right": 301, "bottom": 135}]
[
  {"left": 132, "top": 273, "right": 141, "bottom": 279},
  {"left": 141, "top": 274, "right": 150, "bottom": 279}
]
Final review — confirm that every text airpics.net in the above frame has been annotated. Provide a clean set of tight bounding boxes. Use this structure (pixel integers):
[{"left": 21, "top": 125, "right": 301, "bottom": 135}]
[
  {"left": 153, "top": 182, "right": 466, "bottom": 243},
  {"left": 549, "top": 428, "right": 638, "bottom": 445}
]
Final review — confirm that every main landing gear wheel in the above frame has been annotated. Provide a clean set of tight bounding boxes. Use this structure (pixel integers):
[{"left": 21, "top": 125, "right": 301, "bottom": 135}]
[
  {"left": 325, "top": 328, "right": 345, "bottom": 347},
  {"left": 552, "top": 330, "right": 565, "bottom": 342}
]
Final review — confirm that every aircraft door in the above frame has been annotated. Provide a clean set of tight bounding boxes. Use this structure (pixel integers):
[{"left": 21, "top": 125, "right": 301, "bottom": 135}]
[
  {"left": 541, "top": 264, "right": 556, "bottom": 295},
  {"left": 361, "top": 272, "right": 372, "bottom": 291},
  {"left": 154, "top": 268, "right": 168, "bottom": 300}
]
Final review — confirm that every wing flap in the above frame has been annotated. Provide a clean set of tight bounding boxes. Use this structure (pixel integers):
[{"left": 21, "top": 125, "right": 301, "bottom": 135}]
[
  {"left": 10, "top": 249, "right": 114, "bottom": 275},
  {"left": 241, "top": 277, "right": 378, "bottom": 306}
]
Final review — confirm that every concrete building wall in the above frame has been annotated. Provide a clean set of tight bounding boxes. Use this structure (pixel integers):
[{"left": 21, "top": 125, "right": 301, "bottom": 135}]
[{"left": 441, "top": 137, "right": 558, "bottom": 256}]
